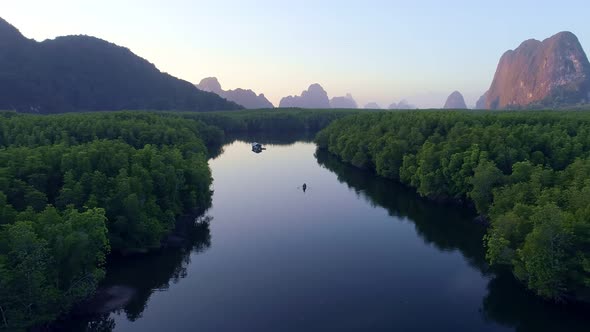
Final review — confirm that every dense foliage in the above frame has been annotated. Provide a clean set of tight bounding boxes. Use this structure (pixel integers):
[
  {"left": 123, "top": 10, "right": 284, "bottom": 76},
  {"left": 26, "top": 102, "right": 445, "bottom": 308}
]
[
  {"left": 187, "top": 108, "right": 362, "bottom": 134},
  {"left": 0, "top": 112, "right": 216, "bottom": 330},
  {"left": 0, "top": 108, "right": 361, "bottom": 329},
  {"left": 0, "top": 111, "right": 225, "bottom": 153},
  {"left": 0, "top": 18, "right": 242, "bottom": 113},
  {"left": 316, "top": 110, "right": 590, "bottom": 301}
]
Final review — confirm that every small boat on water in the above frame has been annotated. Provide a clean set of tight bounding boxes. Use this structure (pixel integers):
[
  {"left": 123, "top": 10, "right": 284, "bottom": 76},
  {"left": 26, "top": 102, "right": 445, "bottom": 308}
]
[{"left": 252, "top": 142, "right": 266, "bottom": 153}]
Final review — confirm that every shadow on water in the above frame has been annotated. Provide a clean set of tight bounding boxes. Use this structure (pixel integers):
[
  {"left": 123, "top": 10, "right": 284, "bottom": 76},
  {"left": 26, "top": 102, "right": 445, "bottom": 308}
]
[
  {"left": 315, "top": 148, "right": 590, "bottom": 332},
  {"left": 315, "top": 148, "right": 487, "bottom": 271},
  {"left": 55, "top": 214, "right": 212, "bottom": 331},
  {"left": 482, "top": 271, "right": 590, "bottom": 332}
]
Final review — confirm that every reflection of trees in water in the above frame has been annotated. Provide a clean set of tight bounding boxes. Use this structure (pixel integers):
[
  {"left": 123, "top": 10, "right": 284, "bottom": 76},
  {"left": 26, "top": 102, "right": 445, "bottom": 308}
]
[
  {"left": 87, "top": 314, "right": 116, "bottom": 332},
  {"left": 56, "top": 313, "right": 116, "bottom": 332},
  {"left": 236, "top": 131, "right": 314, "bottom": 145},
  {"left": 481, "top": 270, "right": 590, "bottom": 332},
  {"left": 227, "top": 130, "right": 314, "bottom": 145},
  {"left": 67, "top": 214, "right": 212, "bottom": 331},
  {"left": 316, "top": 148, "right": 590, "bottom": 332},
  {"left": 209, "top": 131, "right": 315, "bottom": 159},
  {"left": 116, "top": 215, "right": 212, "bottom": 321},
  {"left": 315, "top": 149, "right": 487, "bottom": 271}
]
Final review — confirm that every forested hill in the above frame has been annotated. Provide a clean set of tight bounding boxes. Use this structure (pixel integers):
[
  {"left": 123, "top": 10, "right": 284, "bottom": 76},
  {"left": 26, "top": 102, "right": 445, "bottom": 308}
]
[{"left": 0, "top": 18, "right": 242, "bottom": 113}]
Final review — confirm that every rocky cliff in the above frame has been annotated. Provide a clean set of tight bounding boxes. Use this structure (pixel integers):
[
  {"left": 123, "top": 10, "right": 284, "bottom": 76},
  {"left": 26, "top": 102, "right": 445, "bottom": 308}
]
[{"left": 485, "top": 31, "right": 590, "bottom": 109}]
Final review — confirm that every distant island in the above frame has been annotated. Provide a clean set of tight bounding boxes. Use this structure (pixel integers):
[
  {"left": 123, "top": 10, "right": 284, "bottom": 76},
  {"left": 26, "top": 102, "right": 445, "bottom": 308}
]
[
  {"left": 330, "top": 93, "right": 358, "bottom": 108},
  {"left": 364, "top": 102, "right": 381, "bottom": 109},
  {"left": 279, "top": 83, "right": 331, "bottom": 108},
  {"left": 443, "top": 91, "right": 467, "bottom": 109},
  {"left": 197, "top": 77, "right": 274, "bottom": 109},
  {"left": 388, "top": 100, "right": 416, "bottom": 109}
]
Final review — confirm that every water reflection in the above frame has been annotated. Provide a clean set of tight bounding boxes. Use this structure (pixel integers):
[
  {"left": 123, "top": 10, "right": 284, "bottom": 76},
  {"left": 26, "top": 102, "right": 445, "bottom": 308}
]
[
  {"left": 315, "top": 148, "right": 590, "bottom": 332},
  {"left": 315, "top": 149, "right": 487, "bottom": 270},
  {"left": 210, "top": 131, "right": 315, "bottom": 159},
  {"left": 481, "top": 271, "right": 590, "bottom": 332},
  {"left": 60, "top": 138, "right": 590, "bottom": 332},
  {"left": 79, "top": 314, "right": 116, "bottom": 332},
  {"left": 61, "top": 215, "right": 212, "bottom": 331},
  {"left": 226, "top": 131, "right": 315, "bottom": 146}
]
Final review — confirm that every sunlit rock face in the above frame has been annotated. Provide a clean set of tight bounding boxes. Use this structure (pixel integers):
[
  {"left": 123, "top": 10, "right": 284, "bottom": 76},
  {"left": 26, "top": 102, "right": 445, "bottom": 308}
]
[{"left": 485, "top": 31, "right": 590, "bottom": 109}]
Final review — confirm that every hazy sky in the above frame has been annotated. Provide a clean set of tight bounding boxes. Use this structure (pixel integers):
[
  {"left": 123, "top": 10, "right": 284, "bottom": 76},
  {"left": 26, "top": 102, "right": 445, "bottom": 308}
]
[{"left": 2, "top": 0, "right": 589, "bottom": 108}]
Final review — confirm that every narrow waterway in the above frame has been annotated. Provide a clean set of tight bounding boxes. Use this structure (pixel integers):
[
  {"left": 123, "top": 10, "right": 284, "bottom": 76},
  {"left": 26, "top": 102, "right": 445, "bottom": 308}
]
[{"left": 67, "top": 138, "right": 590, "bottom": 331}]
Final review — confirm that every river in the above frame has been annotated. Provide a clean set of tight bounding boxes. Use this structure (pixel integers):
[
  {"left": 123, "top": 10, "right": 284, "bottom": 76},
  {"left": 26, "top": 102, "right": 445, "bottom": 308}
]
[{"left": 65, "top": 137, "right": 590, "bottom": 331}]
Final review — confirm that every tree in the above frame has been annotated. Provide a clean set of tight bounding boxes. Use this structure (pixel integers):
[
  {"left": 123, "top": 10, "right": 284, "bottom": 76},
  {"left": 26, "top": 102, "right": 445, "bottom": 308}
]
[
  {"left": 469, "top": 159, "right": 504, "bottom": 214},
  {"left": 0, "top": 221, "right": 58, "bottom": 329},
  {"left": 518, "top": 204, "right": 573, "bottom": 299}
]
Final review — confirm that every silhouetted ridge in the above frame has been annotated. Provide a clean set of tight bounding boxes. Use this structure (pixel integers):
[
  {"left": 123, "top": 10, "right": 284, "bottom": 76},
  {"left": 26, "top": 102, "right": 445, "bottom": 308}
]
[
  {"left": 330, "top": 93, "right": 358, "bottom": 108},
  {"left": 0, "top": 17, "right": 241, "bottom": 113},
  {"left": 0, "top": 17, "right": 25, "bottom": 41},
  {"left": 388, "top": 100, "right": 416, "bottom": 109},
  {"left": 279, "top": 83, "right": 330, "bottom": 108},
  {"left": 364, "top": 102, "right": 381, "bottom": 109},
  {"left": 198, "top": 77, "right": 224, "bottom": 94},
  {"left": 197, "top": 77, "right": 273, "bottom": 109}
]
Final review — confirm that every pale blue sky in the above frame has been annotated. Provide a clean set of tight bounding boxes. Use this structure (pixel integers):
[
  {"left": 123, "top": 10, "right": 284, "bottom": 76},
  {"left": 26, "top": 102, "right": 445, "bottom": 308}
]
[{"left": 2, "top": 0, "right": 589, "bottom": 107}]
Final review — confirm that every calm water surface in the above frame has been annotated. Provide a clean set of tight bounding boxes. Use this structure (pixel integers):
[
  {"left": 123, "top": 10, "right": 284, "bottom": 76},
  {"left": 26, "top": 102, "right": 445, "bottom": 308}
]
[{"left": 71, "top": 138, "right": 590, "bottom": 331}]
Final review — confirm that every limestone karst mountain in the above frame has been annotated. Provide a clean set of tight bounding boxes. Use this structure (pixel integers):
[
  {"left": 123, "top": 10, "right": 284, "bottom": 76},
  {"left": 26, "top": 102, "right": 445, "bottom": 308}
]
[
  {"left": 197, "top": 77, "right": 274, "bottom": 109},
  {"left": 364, "top": 102, "right": 381, "bottom": 109},
  {"left": 388, "top": 100, "right": 416, "bottom": 109},
  {"left": 485, "top": 31, "right": 590, "bottom": 109},
  {"left": 330, "top": 93, "right": 358, "bottom": 108},
  {"left": 444, "top": 91, "right": 468, "bottom": 109},
  {"left": 475, "top": 91, "right": 488, "bottom": 109},
  {"left": 279, "top": 83, "right": 331, "bottom": 108}
]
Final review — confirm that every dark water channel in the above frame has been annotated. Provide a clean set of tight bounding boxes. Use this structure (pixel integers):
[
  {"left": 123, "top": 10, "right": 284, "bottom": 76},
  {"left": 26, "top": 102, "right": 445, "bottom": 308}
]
[{"left": 66, "top": 137, "right": 590, "bottom": 332}]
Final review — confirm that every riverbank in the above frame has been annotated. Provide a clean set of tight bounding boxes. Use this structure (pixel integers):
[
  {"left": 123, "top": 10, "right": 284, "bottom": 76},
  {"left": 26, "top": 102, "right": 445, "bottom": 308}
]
[
  {"left": 315, "top": 110, "right": 590, "bottom": 301},
  {"left": 0, "top": 109, "right": 356, "bottom": 330},
  {"left": 59, "top": 139, "right": 590, "bottom": 332},
  {"left": 38, "top": 210, "right": 212, "bottom": 332}
]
